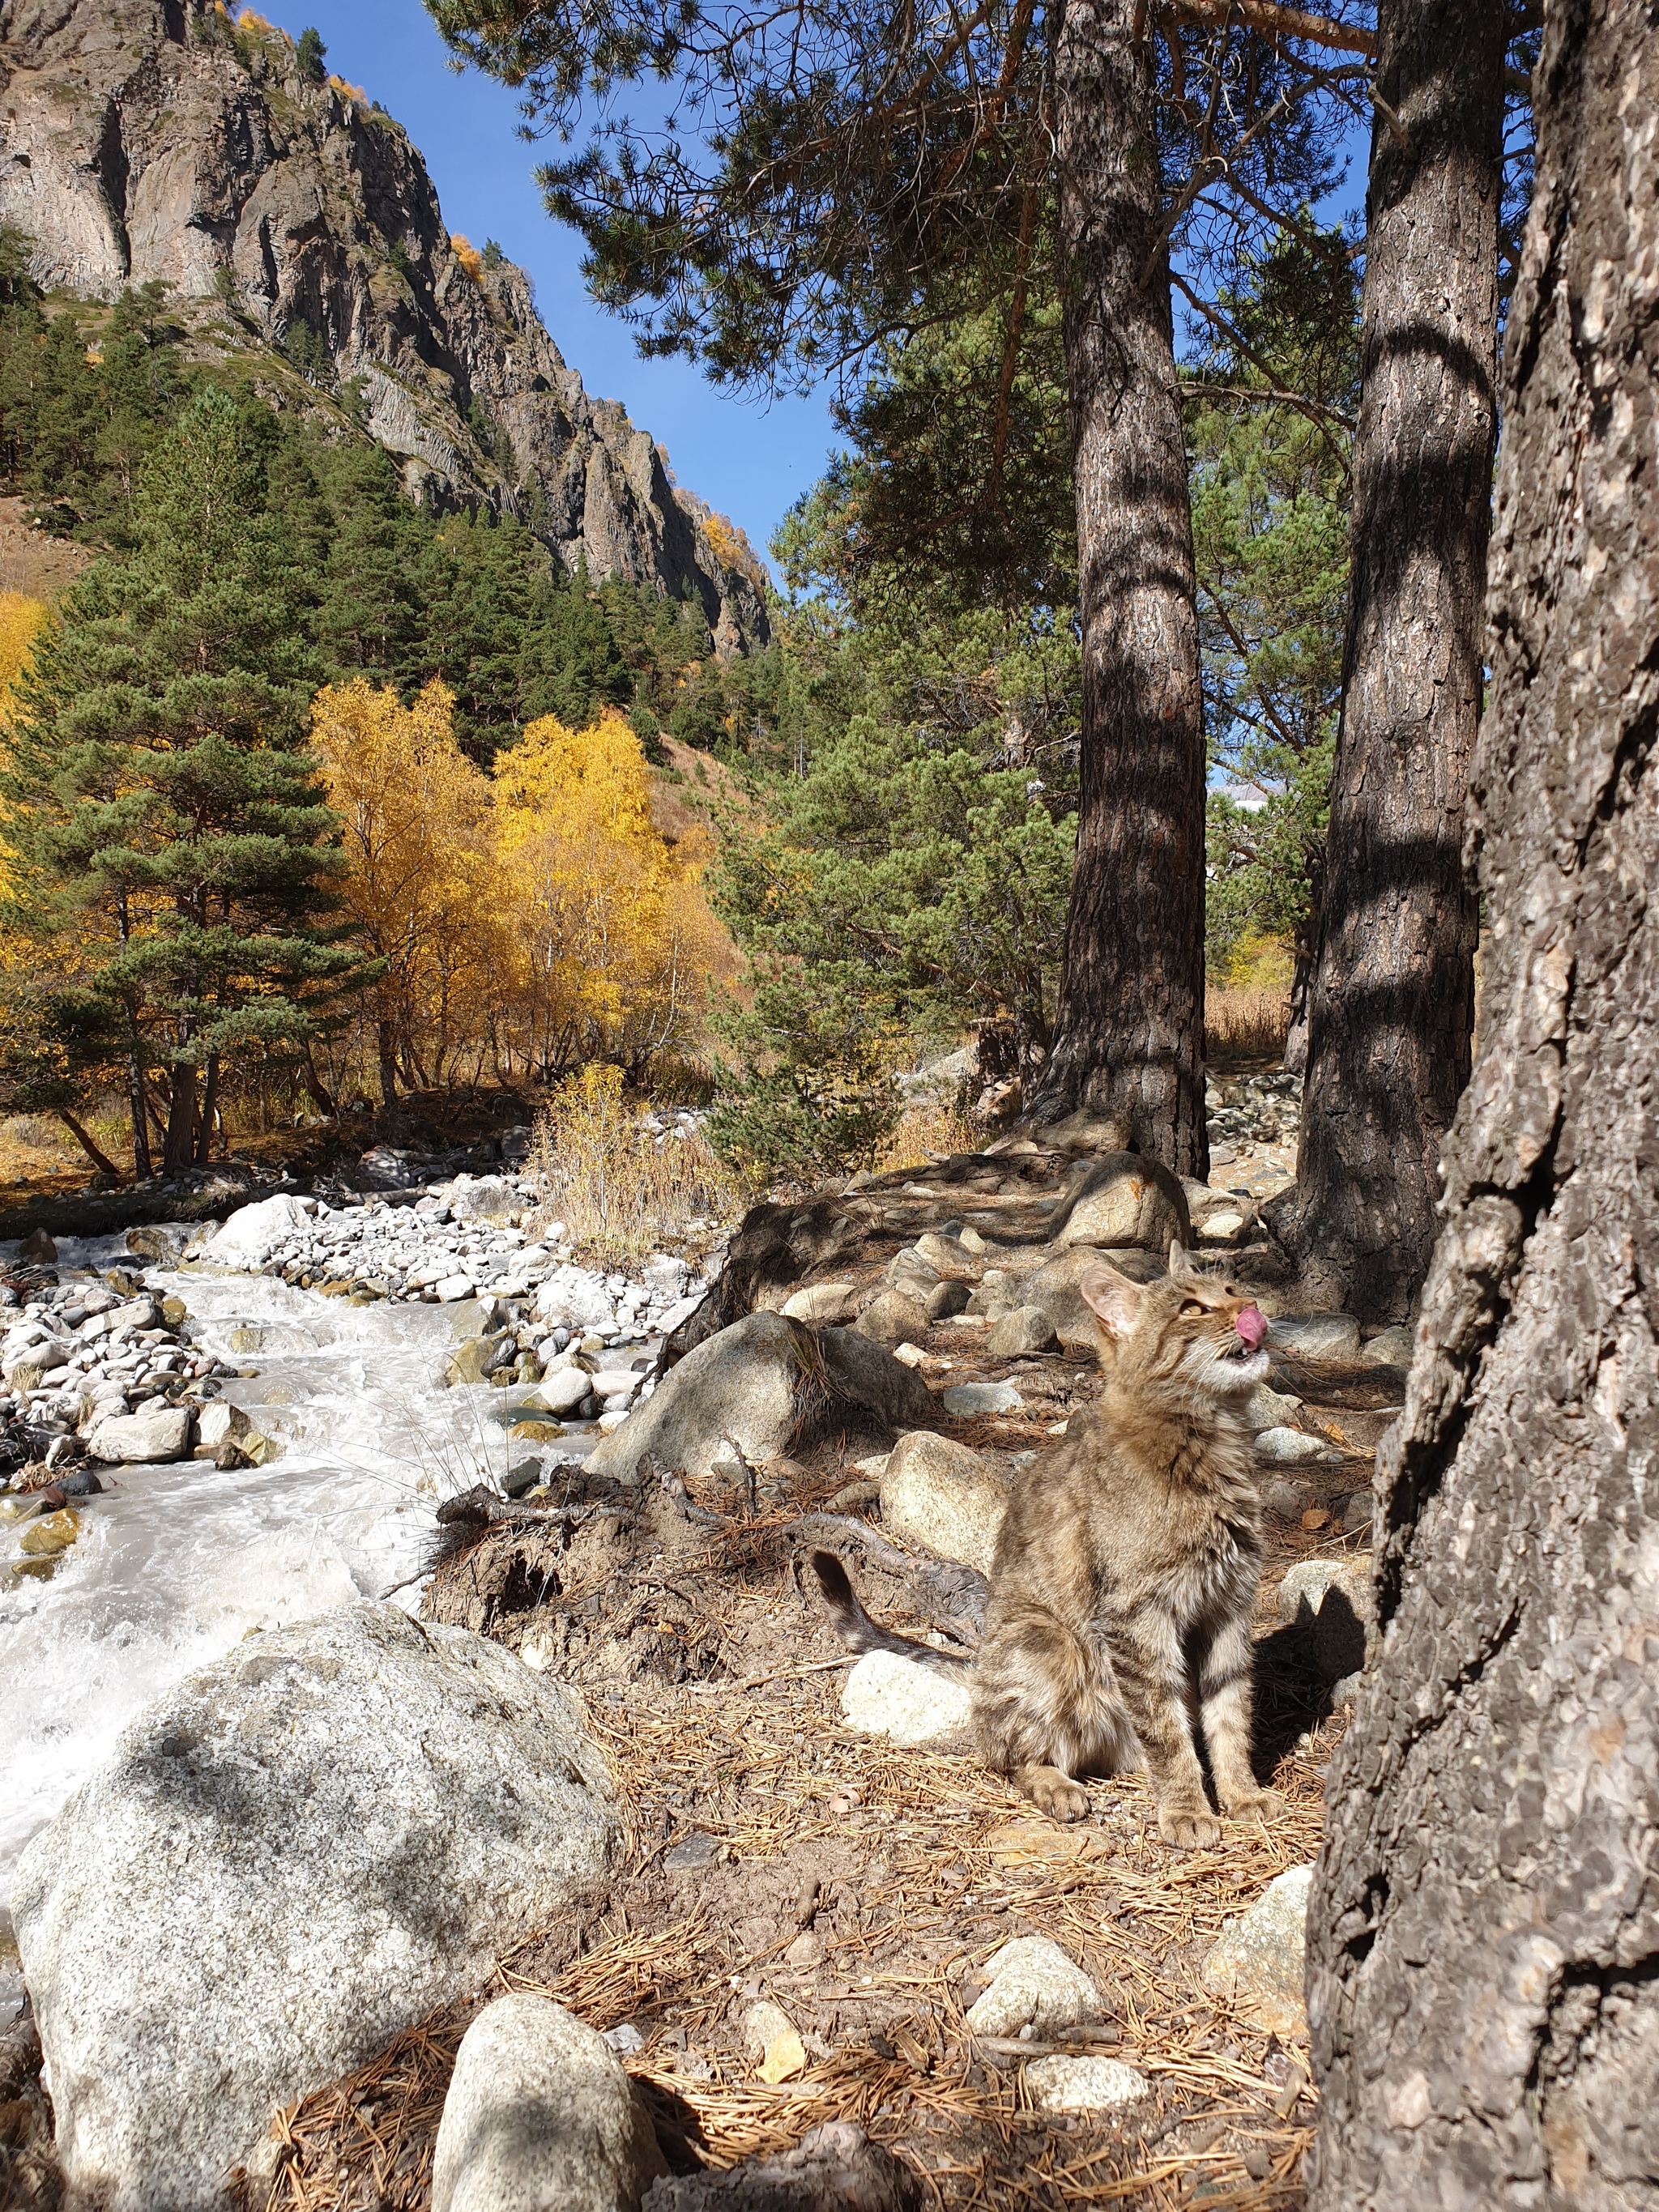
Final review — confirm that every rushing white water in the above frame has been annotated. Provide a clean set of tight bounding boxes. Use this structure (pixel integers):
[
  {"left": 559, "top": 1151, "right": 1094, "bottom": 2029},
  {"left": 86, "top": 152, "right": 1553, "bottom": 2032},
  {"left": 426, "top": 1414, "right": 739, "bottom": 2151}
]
[{"left": 0, "top": 1240, "right": 586, "bottom": 1911}]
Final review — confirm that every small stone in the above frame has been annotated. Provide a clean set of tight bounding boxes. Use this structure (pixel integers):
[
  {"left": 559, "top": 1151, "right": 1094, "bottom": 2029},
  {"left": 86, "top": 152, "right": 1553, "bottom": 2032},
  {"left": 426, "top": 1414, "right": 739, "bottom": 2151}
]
[
  {"left": 536, "top": 1366, "right": 595, "bottom": 1417},
  {"left": 431, "top": 1993, "right": 666, "bottom": 2212},
  {"left": 1201, "top": 1864, "right": 1315, "bottom": 2037},
  {"left": 985, "top": 1305, "right": 1057, "bottom": 1356},
  {"left": 19, "top": 1226, "right": 57, "bottom": 1264},
  {"left": 1341, "top": 1488, "right": 1375, "bottom": 1533},
  {"left": 434, "top": 1274, "right": 476, "bottom": 1302},
  {"left": 784, "top": 1930, "right": 824, "bottom": 1971},
  {"left": 1254, "top": 1426, "right": 1339, "bottom": 1466},
  {"left": 742, "top": 1997, "right": 797, "bottom": 2063},
  {"left": 841, "top": 1651, "right": 974, "bottom": 1747},
  {"left": 1269, "top": 1312, "right": 1363, "bottom": 1361},
  {"left": 446, "top": 1334, "right": 510, "bottom": 1387},
  {"left": 1330, "top": 1671, "right": 1367, "bottom": 1708},
  {"left": 1260, "top": 1480, "right": 1305, "bottom": 1521},
  {"left": 195, "top": 1400, "right": 251, "bottom": 1450},
  {"left": 942, "top": 1379, "right": 1023, "bottom": 1417},
  {"left": 510, "top": 1419, "right": 565, "bottom": 1445},
  {"left": 1025, "top": 2055, "right": 1153, "bottom": 2121},
  {"left": 502, "top": 1459, "right": 543, "bottom": 1499},
  {"left": 925, "top": 1279, "right": 970, "bottom": 1321},
  {"left": 663, "top": 1831, "right": 722, "bottom": 1873},
  {"left": 19, "top": 1508, "right": 79, "bottom": 1558},
  {"left": 603, "top": 2022, "right": 646, "bottom": 2056},
  {"left": 965, "top": 1937, "right": 1102, "bottom": 2039},
  {"left": 1362, "top": 1326, "right": 1414, "bottom": 1367},
  {"left": 241, "top": 1431, "right": 284, "bottom": 1467},
  {"left": 1277, "top": 1558, "right": 1373, "bottom": 1681},
  {"left": 1197, "top": 1210, "right": 1247, "bottom": 1243}
]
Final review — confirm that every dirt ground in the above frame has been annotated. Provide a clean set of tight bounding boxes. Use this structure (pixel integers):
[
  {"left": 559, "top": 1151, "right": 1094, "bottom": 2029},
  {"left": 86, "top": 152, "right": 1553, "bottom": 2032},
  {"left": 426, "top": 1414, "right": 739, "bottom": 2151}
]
[{"left": 252, "top": 1340, "right": 1375, "bottom": 2212}]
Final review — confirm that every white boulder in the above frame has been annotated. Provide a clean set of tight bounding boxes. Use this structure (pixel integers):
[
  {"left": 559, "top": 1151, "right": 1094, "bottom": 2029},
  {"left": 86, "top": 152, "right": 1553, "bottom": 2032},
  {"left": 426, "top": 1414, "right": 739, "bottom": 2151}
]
[
  {"left": 14, "top": 1605, "right": 620, "bottom": 2212},
  {"left": 83, "top": 1404, "right": 194, "bottom": 1464},
  {"left": 879, "top": 1431, "right": 1007, "bottom": 1574},
  {"left": 1201, "top": 1863, "right": 1314, "bottom": 2037},
  {"left": 207, "top": 1194, "right": 313, "bottom": 1258},
  {"left": 840, "top": 1650, "right": 974, "bottom": 1747},
  {"left": 431, "top": 1995, "right": 665, "bottom": 2212},
  {"left": 1025, "top": 2055, "right": 1153, "bottom": 2120}
]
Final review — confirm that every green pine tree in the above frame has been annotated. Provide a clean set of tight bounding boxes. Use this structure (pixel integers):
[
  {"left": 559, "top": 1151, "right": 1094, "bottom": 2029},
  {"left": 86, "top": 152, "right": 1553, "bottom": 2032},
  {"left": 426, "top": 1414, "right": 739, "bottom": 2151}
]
[
  {"left": 517, "top": 556, "right": 633, "bottom": 725},
  {"left": 6, "top": 385, "right": 359, "bottom": 1177}
]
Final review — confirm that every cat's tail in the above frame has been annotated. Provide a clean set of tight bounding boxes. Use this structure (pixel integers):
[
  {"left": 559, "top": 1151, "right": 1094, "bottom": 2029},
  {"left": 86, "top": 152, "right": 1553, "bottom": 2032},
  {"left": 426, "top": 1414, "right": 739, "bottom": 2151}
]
[{"left": 808, "top": 1550, "right": 974, "bottom": 1669}]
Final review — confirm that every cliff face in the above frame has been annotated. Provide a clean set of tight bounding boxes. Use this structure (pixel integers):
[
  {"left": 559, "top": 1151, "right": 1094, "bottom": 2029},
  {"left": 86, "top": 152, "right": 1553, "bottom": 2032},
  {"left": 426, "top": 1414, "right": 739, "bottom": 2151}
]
[{"left": 0, "top": 0, "right": 769, "bottom": 650}]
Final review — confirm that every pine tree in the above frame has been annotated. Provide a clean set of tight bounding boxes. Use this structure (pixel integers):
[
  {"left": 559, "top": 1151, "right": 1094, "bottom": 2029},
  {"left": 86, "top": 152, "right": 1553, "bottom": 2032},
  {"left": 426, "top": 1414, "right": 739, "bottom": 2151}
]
[
  {"left": 6, "top": 385, "right": 357, "bottom": 1177},
  {"left": 518, "top": 558, "right": 632, "bottom": 727},
  {"left": 312, "top": 441, "right": 429, "bottom": 687}
]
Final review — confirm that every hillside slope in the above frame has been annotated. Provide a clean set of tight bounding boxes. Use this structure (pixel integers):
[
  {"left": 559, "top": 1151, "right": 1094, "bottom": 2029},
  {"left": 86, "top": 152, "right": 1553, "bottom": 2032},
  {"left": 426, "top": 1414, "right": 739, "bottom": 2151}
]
[{"left": 0, "top": 0, "right": 769, "bottom": 650}]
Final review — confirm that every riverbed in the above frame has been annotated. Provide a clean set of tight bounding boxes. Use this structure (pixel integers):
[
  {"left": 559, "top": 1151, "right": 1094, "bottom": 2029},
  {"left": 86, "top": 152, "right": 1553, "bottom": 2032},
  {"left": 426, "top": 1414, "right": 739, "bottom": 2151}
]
[{"left": 0, "top": 1238, "right": 611, "bottom": 1913}]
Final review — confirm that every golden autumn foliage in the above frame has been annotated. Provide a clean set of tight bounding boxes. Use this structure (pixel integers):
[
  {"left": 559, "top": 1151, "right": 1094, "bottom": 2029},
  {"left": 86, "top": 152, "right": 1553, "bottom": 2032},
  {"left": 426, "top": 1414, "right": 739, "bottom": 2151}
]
[
  {"left": 0, "top": 591, "right": 47, "bottom": 903},
  {"left": 310, "top": 680, "right": 727, "bottom": 1095},
  {"left": 450, "top": 235, "right": 485, "bottom": 282}
]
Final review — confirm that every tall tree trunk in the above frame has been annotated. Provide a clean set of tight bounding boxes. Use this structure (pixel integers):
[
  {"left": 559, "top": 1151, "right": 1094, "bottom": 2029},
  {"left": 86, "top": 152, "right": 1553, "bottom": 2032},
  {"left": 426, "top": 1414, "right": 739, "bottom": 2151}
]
[
  {"left": 163, "top": 1059, "right": 196, "bottom": 1174},
  {"left": 1289, "top": 0, "right": 1504, "bottom": 1321},
  {"left": 196, "top": 1051, "right": 220, "bottom": 1166},
  {"left": 1028, "top": 0, "right": 1208, "bottom": 1178},
  {"left": 377, "top": 1018, "right": 399, "bottom": 1107},
  {"left": 126, "top": 1044, "right": 151, "bottom": 1183},
  {"left": 1307, "top": 6, "right": 1659, "bottom": 2201},
  {"left": 58, "top": 1110, "right": 122, "bottom": 1182}
]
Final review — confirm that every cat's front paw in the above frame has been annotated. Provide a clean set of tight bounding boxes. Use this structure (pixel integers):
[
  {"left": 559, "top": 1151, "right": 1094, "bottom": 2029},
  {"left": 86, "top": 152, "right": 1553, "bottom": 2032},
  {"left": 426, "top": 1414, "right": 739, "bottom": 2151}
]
[
  {"left": 1224, "top": 1788, "right": 1283, "bottom": 1825},
  {"left": 1158, "top": 1802, "right": 1222, "bottom": 1850},
  {"left": 1018, "top": 1764, "right": 1090, "bottom": 1822}
]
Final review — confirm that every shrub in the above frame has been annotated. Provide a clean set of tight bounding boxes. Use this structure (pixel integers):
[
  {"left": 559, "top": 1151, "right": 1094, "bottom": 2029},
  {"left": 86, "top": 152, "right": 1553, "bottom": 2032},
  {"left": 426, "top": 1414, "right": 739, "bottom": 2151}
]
[
  {"left": 450, "top": 235, "right": 484, "bottom": 283},
  {"left": 528, "top": 1064, "right": 743, "bottom": 1267}
]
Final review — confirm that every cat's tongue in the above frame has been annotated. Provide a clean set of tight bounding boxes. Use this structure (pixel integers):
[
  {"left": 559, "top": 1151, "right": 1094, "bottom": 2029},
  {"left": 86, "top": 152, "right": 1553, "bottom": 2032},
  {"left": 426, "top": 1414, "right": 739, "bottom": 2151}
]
[{"left": 1235, "top": 1305, "right": 1268, "bottom": 1349}]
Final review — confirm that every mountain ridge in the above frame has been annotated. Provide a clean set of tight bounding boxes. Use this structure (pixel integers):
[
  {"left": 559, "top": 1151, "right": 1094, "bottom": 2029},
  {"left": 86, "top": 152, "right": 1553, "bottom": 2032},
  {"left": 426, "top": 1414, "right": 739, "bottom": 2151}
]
[{"left": 0, "top": 0, "right": 770, "bottom": 650}]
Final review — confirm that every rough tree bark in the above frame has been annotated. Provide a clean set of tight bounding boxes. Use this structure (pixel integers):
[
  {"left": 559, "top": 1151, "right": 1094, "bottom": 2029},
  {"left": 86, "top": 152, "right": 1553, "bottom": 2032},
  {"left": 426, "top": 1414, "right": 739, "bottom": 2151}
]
[
  {"left": 1289, "top": 0, "right": 1505, "bottom": 1321},
  {"left": 1029, "top": 0, "right": 1209, "bottom": 1179},
  {"left": 1307, "top": 5, "right": 1659, "bottom": 2203}
]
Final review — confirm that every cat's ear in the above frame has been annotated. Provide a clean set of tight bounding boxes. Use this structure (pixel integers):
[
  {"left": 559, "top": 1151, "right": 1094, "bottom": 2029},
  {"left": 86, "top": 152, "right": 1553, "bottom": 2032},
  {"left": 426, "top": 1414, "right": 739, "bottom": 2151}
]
[
  {"left": 1079, "top": 1261, "right": 1144, "bottom": 1339},
  {"left": 1168, "top": 1241, "right": 1201, "bottom": 1285}
]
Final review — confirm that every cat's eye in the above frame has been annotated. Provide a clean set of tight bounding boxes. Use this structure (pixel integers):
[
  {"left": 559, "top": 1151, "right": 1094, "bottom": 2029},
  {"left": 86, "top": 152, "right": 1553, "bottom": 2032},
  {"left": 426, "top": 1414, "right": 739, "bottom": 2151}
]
[{"left": 1180, "top": 1298, "right": 1205, "bottom": 1316}]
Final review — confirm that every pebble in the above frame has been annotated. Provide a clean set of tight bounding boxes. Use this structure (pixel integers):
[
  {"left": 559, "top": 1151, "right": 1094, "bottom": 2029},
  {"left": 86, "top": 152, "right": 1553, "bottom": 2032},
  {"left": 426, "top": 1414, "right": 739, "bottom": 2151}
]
[
  {"left": 966, "top": 1937, "right": 1103, "bottom": 2038},
  {"left": 942, "top": 1379, "right": 1024, "bottom": 1417},
  {"left": 1025, "top": 2055, "right": 1153, "bottom": 2120},
  {"left": 1254, "top": 1426, "right": 1340, "bottom": 1466}
]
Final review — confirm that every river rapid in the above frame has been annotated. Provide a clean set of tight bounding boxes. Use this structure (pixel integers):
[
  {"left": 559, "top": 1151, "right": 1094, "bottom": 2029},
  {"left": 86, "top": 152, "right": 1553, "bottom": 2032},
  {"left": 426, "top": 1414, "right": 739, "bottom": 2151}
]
[{"left": 0, "top": 1234, "right": 601, "bottom": 1921}]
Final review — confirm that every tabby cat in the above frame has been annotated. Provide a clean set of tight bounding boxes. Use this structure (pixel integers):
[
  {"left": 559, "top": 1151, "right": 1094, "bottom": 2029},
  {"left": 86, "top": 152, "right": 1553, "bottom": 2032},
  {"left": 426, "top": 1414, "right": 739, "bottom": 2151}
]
[{"left": 813, "top": 1245, "right": 1281, "bottom": 1848}]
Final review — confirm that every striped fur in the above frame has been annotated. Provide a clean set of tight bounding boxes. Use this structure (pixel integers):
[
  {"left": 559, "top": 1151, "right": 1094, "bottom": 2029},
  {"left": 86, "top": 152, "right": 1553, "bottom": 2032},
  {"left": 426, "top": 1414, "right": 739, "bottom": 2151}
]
[{"left": 973, "top": 1247, "right": 1281, "bottom": 1847}]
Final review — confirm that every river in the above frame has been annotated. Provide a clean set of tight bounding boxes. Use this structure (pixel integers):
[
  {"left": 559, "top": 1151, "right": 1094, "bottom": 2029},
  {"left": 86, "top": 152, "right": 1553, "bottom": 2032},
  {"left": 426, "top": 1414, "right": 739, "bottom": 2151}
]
[{"left": 0, "top": 1234, "right": 603, "bottom": 1920}]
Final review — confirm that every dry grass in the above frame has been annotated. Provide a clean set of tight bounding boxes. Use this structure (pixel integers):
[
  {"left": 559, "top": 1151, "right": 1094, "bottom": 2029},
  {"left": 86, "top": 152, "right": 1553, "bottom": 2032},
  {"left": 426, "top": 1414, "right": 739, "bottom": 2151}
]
[
  {"left": 527, "top": 1064, "right": 744, "bottom": 1268},
  {"left": 1207, "top": 986, "right": 1290, "bottom": 1062},
  {"left": 876, "top": 1097, "right": 979, "bottom": 1174}
]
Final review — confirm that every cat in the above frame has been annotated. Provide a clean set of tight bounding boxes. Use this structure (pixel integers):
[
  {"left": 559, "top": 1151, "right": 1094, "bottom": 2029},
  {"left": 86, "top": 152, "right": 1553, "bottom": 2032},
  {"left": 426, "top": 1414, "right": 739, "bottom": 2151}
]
[{"left": 812, "top": 1244, "right": 1282, "bottom": 1849}]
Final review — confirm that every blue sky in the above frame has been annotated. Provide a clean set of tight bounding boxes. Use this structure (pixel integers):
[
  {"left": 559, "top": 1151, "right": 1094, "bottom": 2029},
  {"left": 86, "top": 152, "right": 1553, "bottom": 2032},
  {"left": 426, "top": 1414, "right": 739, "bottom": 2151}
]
[{"left": 279, "top": 0, "right": 838, "bottom": 572}]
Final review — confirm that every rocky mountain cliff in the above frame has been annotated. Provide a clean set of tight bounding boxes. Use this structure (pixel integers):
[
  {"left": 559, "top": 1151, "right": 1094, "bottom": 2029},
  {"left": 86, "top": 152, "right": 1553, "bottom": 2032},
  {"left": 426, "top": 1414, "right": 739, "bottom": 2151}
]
[{"left": 0, "top": 0, "right": 769, "bottom": 650}]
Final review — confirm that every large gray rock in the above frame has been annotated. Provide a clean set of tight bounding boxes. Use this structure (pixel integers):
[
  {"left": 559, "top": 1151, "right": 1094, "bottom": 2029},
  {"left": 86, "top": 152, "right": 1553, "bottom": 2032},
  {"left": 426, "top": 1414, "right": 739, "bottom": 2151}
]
[
  {"left": 205, "top": 1192, "right": 312, "bottom": 1258},
  {"left": 879, "top": 1432, "right": 1008, "bottom": 1574},
  {"left": 588, "top": 1314, "right": 934, "bottom": 1481},
  {"left": 1201, "top": 1864, "right": 1314, "bottom": 2036},
  {"left": 984, "top": 1303, "right": 1057, "bottom": 1356},
  {"left": 779, "top": 1280, "right": 859, "bottom": 1325},
  {"left": 83, "top": 1404, "right": 194, "bottom": 1464},
  {"left": 1269, "top": 1311, "right": 1363, "bottom": 1361},
  {"left": 1020, "top": 1247, "right": 1165, "bottom": 1352},
  {"left": 1025, "top": 2056, "right": 1154, "bottom": 2121},
  {"left": 14, "top": 1605, "right": 620, "bottom": 2212},
  {"left": 1054, "top": 1154, "right": 1190, "bottom": 1252},
  {"left": 432, "top": 1995, "right": 665, "bottom": 2212}
]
